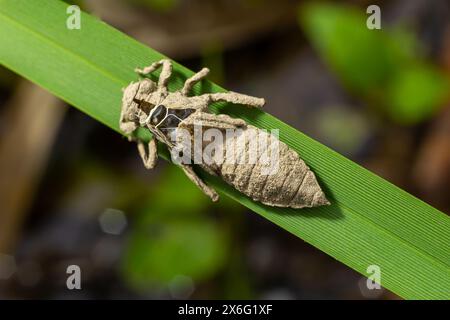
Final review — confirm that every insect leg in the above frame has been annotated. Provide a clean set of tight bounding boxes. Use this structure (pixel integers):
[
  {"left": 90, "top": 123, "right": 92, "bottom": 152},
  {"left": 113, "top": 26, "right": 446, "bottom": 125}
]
[
  {"left": 181, "top": 68, "right": 210, "bottom": 96},
  {"left": 137, "top": 138, "right": 158, "bottom": 169},
  {"left": 180, "top": 165, "right": 219, "bottom": 202},
  {"left": 135, "top": 59, "right": 172, "bottom": 90},
  {"left": 205, "top": 92, "right": 265, "bottom": 108},
  {"left": 180, "top": 112, "right": 247, "bottom": 130},
  {"left": 119, "top": 119, "right": 138, "bottom": 135}
]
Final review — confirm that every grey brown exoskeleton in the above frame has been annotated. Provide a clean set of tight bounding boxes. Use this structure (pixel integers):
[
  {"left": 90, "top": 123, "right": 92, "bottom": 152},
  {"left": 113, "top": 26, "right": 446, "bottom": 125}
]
[{"left": 120, "top": 59, "right": 329, "bottom": 208}]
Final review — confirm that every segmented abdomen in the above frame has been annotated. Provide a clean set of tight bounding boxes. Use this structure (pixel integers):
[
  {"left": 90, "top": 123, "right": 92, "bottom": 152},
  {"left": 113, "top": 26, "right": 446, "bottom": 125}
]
[{"left": 201, "top": 125, "right": 329, "bottom": 209}]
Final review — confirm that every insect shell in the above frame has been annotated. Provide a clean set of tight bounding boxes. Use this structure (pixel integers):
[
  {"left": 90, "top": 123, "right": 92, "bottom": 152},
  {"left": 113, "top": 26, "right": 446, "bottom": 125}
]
[{"left": 120, "top": 59, "right": 329, "bottom": 209}]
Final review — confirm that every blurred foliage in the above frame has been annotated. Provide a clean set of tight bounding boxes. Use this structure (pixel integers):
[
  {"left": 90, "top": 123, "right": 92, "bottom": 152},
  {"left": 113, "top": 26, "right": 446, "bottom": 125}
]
[
  {"left": 301, "top": 3, "right": 395, "bottom": 94},
  {"left": 123, "top": 217, "right": 227, "bottom": 287},
  {"left": 139, "top": 166, "right": 212, "bottom": 217},
  {"left": 299, "top": 2, "right": 450, "bottom": 125},
  {"left": 122, "top": 166, "right": 231, "bottom": 291},
  {"left": 386, "top": 64, "right": 450, "bottom": 124}
]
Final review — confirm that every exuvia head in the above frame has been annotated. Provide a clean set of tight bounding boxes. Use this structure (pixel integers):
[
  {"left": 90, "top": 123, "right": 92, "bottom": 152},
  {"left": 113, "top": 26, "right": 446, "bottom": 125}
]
[{"left": 121, "top": 79, "right": 157, "bottom": 124}]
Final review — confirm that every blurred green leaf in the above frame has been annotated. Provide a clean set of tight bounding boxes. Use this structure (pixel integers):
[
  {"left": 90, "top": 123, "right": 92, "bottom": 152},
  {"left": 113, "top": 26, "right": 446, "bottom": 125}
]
[
  {"left": 386, "top": 64, "right": 450, "bottom": 124},
  {"left": 123, "top": 217, "right": 227, "bottom": 286},
  {"left": 300, "top": 3, "right": 394, "bottom": 95},
  {"left": 299, "top": 2, "right": 449, "bottom": 125},
  {"left": 144, "top": 166, "right": 211, "bottom": 218},
  {"left": 123, "top": 165, "right": 229, "bottom": 288},
  {"left": 386, "top": 27, "right": 421, "bottom": 66},
  {"left": 137, "top": 166, "right": 243, "bottom": 224}
]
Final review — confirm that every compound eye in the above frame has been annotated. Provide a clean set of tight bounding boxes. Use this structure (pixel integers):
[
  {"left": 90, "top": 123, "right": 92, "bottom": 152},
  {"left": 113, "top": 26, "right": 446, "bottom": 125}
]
[{"left": 151, "top": 105, "right": 167, "bottom": 125}]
